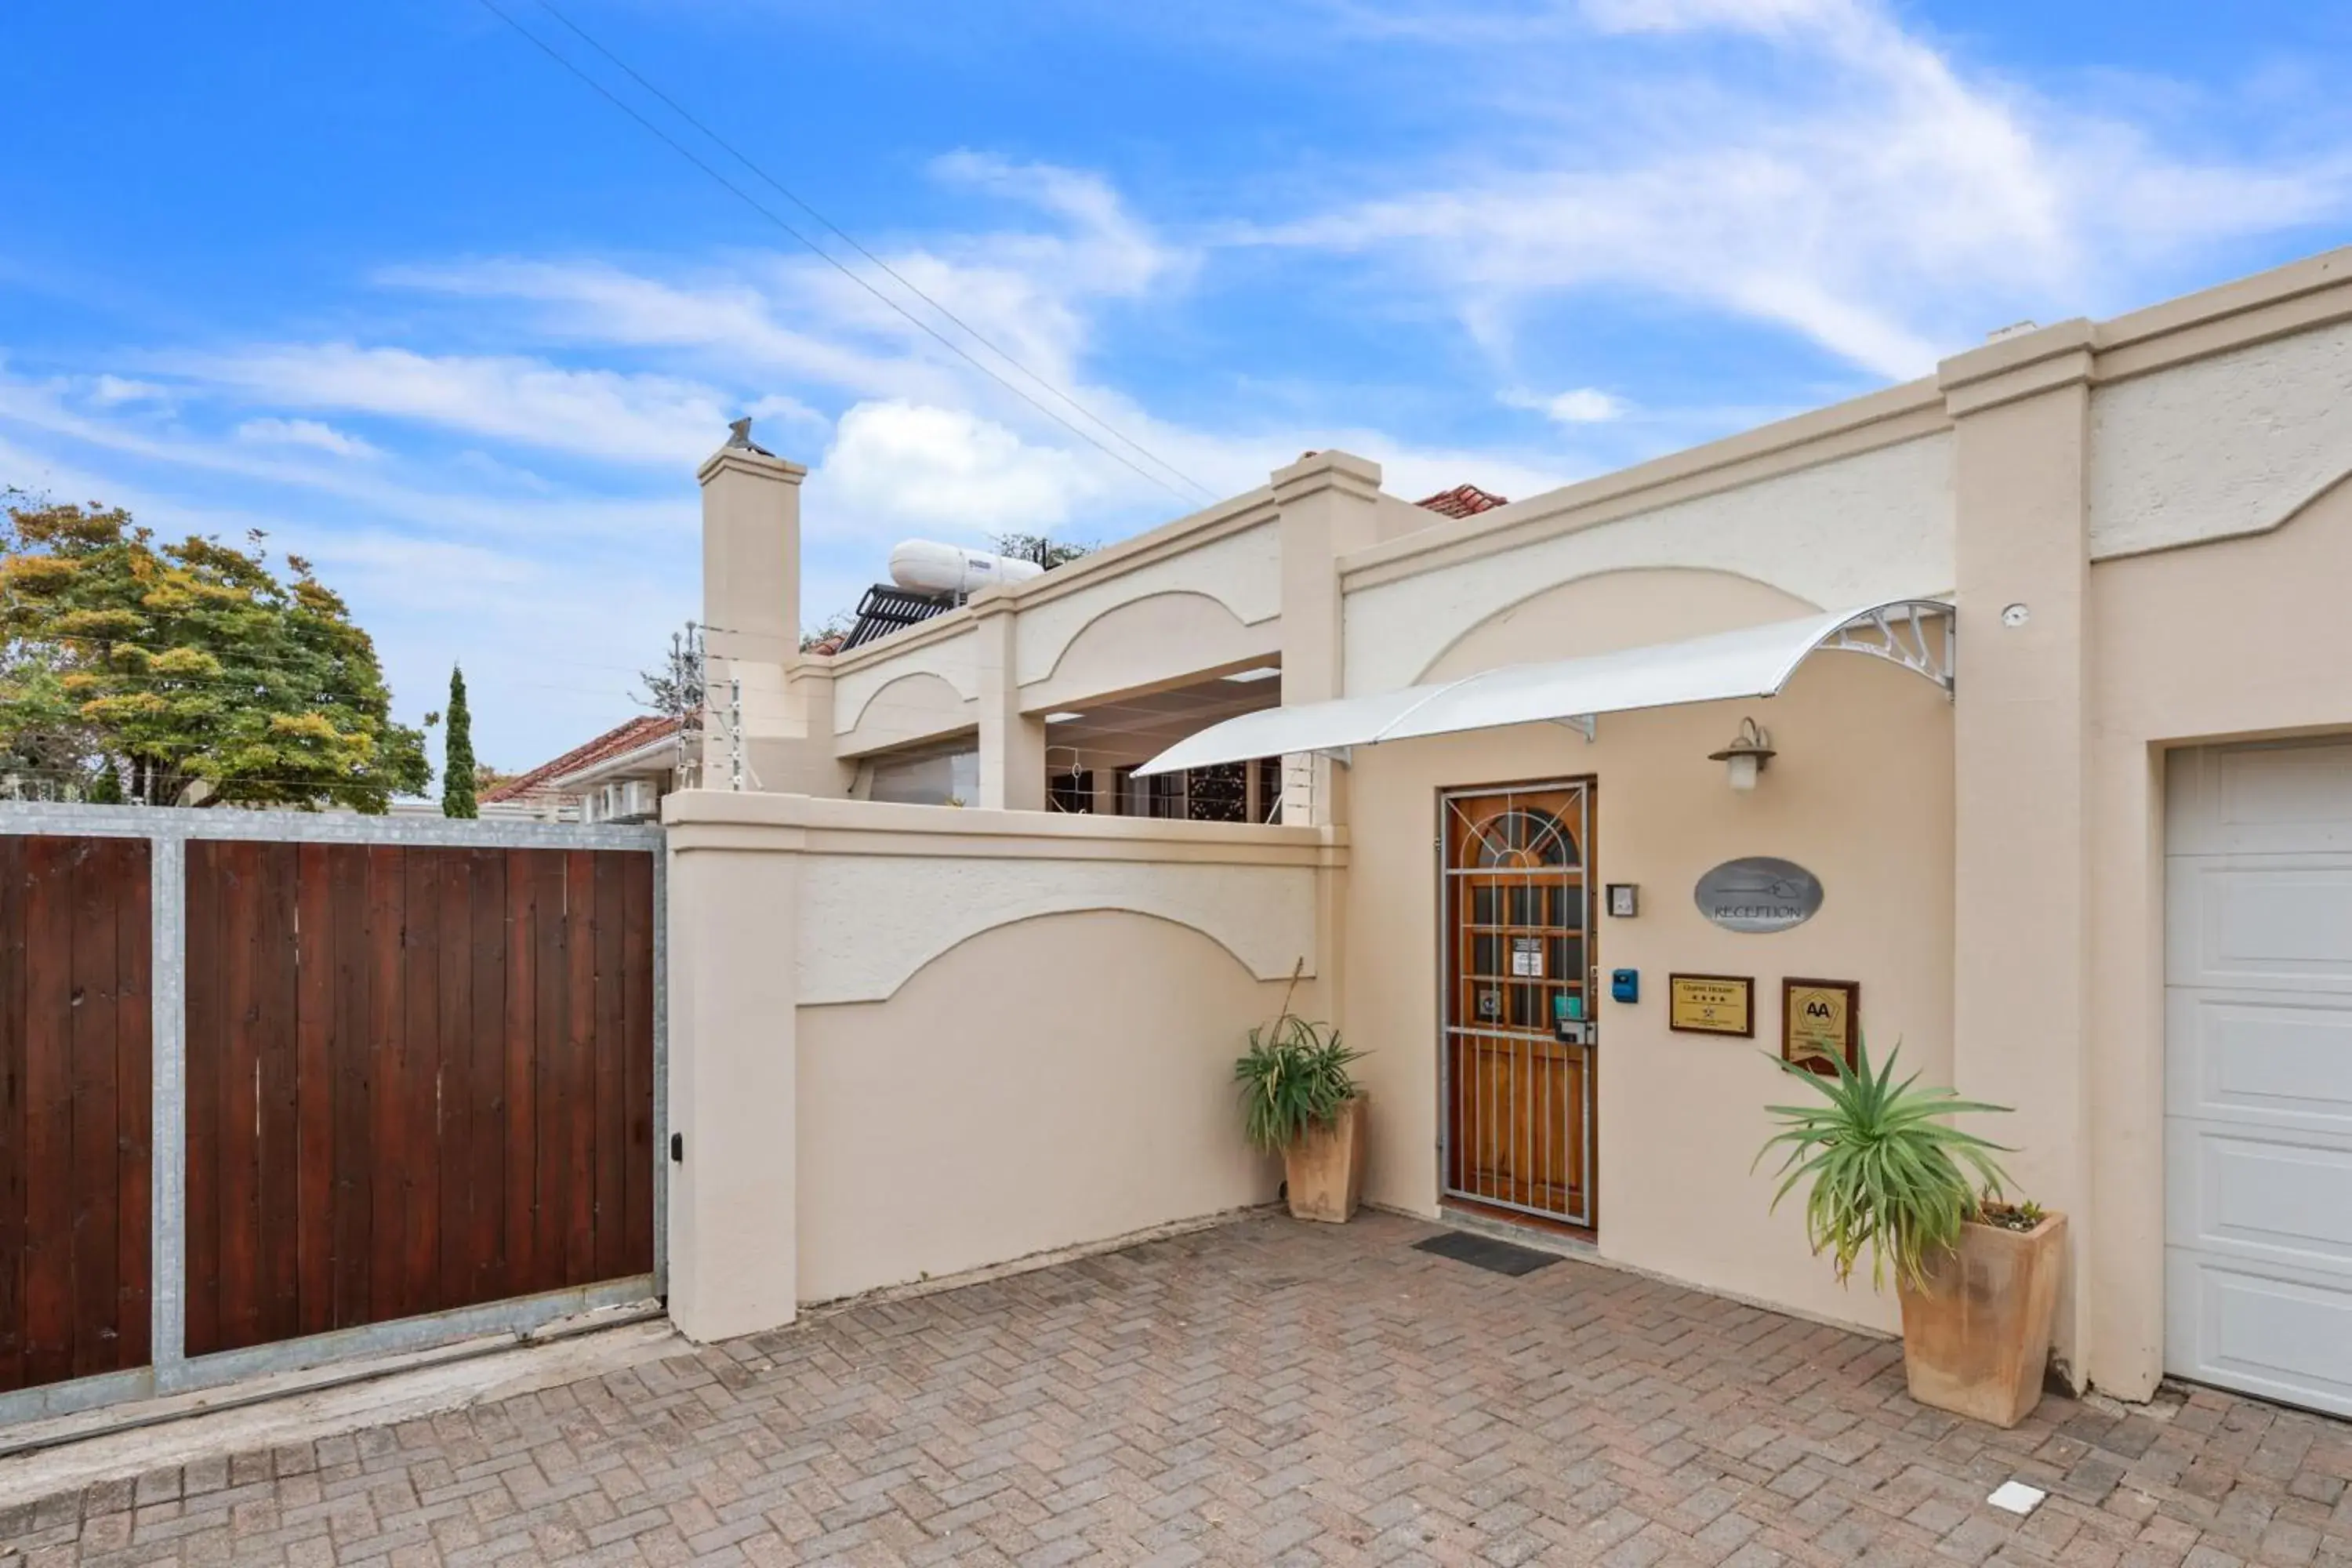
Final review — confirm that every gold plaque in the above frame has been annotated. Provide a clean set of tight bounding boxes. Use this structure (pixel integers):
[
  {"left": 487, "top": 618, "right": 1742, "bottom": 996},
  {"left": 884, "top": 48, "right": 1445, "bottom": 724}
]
[
  {"left": 1783, "top": 978, "right": 1860, "bottom": 1075},
  {"left": 1668, "top": 974, "right": 1753, "bottom": 1036}
]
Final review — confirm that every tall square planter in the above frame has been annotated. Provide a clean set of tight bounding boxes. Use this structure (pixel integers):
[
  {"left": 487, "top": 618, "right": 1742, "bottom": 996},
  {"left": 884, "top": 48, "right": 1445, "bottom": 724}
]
[
  {"left": 1896, "top": 1212, "right": 2067, "bottom": 1428},
  {"left": 1284, "top": 1094, "right": 1367, "bottom": 1223}
]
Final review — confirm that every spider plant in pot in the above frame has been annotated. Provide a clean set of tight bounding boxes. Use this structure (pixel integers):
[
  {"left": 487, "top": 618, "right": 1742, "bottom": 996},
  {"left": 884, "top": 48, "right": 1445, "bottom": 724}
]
[
  {"left": 1234, "top": 1011, "right": 1367, "bottom": 1223},
  {"left": 1757, "top": 1040, "right": 2067, "bottom": 1428}
]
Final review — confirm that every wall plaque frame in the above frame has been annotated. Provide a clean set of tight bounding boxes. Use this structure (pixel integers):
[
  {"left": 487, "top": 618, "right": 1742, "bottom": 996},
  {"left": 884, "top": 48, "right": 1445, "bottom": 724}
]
[
  {"left": 1668, "top": 973, "right": 1754, "bottom": 1036},
  {"left": 1782, "top": 977, "right": 1860, "bottom": 1076}
]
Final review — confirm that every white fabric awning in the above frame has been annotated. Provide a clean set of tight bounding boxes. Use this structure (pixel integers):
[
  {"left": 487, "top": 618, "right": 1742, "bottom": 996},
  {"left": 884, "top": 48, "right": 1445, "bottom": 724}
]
[{"left": 1135, "top": 599, "right": 1951, "bottom": 776}]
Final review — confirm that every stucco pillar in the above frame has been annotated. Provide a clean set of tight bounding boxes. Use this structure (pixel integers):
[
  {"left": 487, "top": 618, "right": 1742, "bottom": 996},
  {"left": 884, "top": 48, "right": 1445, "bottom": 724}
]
[
  {"left": 1941, "top": 323, "right": 2096, "bottom": 1386},
  {"left": 697, "top": 430, "right": 805, "bottom": 789},
  {"left": 1272, "top": 451, "right": 1385, "bottom": 826},
  {"left": 771, "top": 659, "right": 855, "bottom": 798},
  {"left": 664, "top": 811, "right": 802, "bottom": 1341},
  {"left": 975, "top": 593, "right": 1045, "bottom": 811}
]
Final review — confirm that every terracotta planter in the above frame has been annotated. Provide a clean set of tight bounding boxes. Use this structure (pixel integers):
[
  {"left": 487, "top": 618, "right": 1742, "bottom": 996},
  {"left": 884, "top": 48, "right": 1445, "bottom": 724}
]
[
  {"left": 1283, "top": 1094, "right": 1368, "bottom": 1222},
  {"left": 1896, "top": 1212, "right": 2067, "bottom": 1428}
]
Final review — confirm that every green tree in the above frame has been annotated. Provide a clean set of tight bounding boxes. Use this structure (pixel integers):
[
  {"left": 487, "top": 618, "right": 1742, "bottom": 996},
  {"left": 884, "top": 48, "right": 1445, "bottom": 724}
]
[
  {"left": 988, "top": 531, "right": 1094, "bottom": 570},
  {"left": 441, "top": 664, "right": 478, "bottom": 818},
  {"left": 0, "top": 492, "right": 430, "bottom": 810}
]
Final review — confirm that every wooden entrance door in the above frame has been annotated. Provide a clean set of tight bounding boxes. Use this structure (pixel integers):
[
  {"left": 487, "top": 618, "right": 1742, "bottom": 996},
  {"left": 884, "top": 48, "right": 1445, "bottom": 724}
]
[{"left": 1441, "top": 783, "right": 1595, "bottom": 1228}]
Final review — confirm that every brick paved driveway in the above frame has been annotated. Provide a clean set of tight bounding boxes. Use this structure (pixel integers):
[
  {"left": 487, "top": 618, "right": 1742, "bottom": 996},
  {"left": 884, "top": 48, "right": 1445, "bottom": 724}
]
[{"left": 5, "top": 1212, "right": 2350, "bottom": 1566}]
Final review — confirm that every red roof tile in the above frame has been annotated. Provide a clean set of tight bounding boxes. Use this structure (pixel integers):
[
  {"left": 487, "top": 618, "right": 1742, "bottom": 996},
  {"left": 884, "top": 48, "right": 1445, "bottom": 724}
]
[
  {"left": 481, "top": 714, "right": 682, "bottom": 804},
  {"left": 1416, "top": 484, "right": 1510, "bottom": 519}
]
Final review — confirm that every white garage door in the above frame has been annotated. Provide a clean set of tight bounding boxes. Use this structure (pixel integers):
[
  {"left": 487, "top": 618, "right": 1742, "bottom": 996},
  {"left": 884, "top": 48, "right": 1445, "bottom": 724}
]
[{"left": 2166, "top": 739, "right": 2352, "bottom": 1417}]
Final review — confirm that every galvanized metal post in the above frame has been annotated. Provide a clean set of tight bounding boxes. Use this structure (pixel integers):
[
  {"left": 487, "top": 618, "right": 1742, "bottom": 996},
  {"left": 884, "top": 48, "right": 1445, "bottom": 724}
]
[
  {"left": 728, "top": 677, "right": 744, "bottom": 792},
  {"left": 149, "top": 823, "right": 189, "bottom": 1392}
]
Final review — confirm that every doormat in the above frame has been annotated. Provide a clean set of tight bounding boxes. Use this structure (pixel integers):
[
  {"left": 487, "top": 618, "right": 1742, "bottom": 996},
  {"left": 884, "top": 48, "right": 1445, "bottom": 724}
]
[{"left": 1412, "top": 1229, "right": 1561, "bottom": 1276}]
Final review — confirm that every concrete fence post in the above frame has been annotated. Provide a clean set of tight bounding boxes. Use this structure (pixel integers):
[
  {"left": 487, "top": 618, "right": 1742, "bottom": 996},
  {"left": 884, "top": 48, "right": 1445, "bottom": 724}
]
[{"left": 662, "top": 808, "right": 804, "bottom": 1342}]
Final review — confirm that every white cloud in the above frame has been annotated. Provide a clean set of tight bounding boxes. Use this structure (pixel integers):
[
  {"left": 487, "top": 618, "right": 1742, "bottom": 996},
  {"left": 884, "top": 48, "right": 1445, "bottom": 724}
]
[
  {"left": 930, "top": 151, "right": 1189, "bottom": 303},
  {"left": 89, "top": 375, "right": 169, "bottom": 406},
  {"left": 0, "top": 365, "right": 691, "bottom": 546},
  {"left": 1257, "top": 0, "right": 2351, "bottom": 379},
  {"left": 174, "top": 344, "right": 750, "bottom": 465},
  {"left": 1504, "top": 387, "right": 1627, "bottom": 424},
  {"left": 1580, "top": 0, "right": 1854, "bottom": 34},
  {"left": 381, "top": 260, "right": 903, "bottom": 396},
  {"left": 234, "top": 416, "right": 381, "bottom": 459},
  {"left": 811, "top": 399, "right": 1106, "bottom": 540},
  {"left": 383, "top": 154, "right": 1189, "bottom": 420}
]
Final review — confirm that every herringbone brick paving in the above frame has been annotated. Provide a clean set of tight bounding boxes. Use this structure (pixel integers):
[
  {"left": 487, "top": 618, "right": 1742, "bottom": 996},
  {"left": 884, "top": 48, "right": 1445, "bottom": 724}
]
[{"left": 4, "top": 1212, "right": 2349, "bottom": 1566}]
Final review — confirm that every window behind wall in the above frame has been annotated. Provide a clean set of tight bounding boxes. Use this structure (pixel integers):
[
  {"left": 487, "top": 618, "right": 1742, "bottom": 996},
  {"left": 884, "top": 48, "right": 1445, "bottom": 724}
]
[
  {"left": 1255, "top": 756, "right": 1283, "bottom": 825},
  {"left": 1185, "top": 762, "right": 1247, "bottom": 823},
  {"left": 1048, "top": 770, "right": 1094, "bottom": 812},
  {"left": 1105, "top": 760, "right": 1265, "bottom": 822},
  {"left": 867, "top": 746, "right": 979, "bottom": 806}
]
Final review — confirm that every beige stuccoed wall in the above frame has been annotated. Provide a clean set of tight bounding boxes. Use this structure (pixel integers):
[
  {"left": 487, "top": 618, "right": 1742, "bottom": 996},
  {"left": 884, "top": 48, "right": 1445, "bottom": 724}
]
[
  {"left": 1340, "top": 571, "right": 1955, "bottom": 1335},
  {"left": 797, "top": 911, "right": 1301, "bottom": 1303},
  {"left": 1421, "top": 568, "right": 1820, "bottom": 682},
  {"left": 2080, "top": 473, "right": 2352, "bottom": 1398},
  {"left": 662, "top": 789, "right": 1344, "bottom": 1339},
  {"left": 1340, "top": 427, "right": 1955, "bottom": 695}
]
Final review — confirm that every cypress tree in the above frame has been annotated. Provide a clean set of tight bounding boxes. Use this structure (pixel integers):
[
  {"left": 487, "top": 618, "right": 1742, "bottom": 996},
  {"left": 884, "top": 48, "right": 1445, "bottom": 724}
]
[{"left": 442, "top": 664, "right": 478, "bottom": 818}]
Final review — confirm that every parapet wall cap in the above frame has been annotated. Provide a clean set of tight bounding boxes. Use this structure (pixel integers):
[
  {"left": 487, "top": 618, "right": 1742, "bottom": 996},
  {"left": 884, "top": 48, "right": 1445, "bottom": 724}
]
[
  {"left": 1271, "top": 448, "right": 1383, "bottom": 500},
  {"left": 1936, "top": 317, "right": 2096, "bottom": 393},
  {"left": 696, "top": 445, "right": 809, "bottom": 486}
]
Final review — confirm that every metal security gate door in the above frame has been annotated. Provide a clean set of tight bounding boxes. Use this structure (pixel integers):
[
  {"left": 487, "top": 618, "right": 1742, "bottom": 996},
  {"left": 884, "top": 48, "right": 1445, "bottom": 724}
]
[{"left": 1441, "top": 782, "right": 1595, "bottom": 1228}]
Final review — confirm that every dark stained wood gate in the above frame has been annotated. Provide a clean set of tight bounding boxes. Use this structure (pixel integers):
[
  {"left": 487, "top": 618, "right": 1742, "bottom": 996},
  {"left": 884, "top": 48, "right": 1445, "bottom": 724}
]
[
  {"left": 0, "top": 835, "right": 152, "bottom": 1395},
  {"left": 182, "top": 842, "right": 655, "bottom": 1358}
]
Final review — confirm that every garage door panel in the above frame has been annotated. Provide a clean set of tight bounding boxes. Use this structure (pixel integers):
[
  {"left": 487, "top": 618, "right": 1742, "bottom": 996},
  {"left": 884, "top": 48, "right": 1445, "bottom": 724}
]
[
  {"left": 2164, "top": 1251, "right": 2352, "bottom": 1418},
  {"left": 2167, "top": 858, "right": 2352, "bottom": 991},
  {"left": 2165, "top": 989, "right": 2352, "bottom": 1132},
  {"left": 2166, "top": 739, "right": 2352, "bottom": 1415},
  {"left": 2165, "top": 1124, "right": 2352, "bottom": 1269},
  {"left": 2168, "top": 740, "right": 2352, "bottom": 855}
]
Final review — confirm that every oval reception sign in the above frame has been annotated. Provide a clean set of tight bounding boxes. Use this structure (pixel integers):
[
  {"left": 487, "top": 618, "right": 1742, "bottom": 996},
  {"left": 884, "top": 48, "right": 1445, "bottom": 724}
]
[{"left": 1693, "top": 857, "right": 1824, "bottom": 934}]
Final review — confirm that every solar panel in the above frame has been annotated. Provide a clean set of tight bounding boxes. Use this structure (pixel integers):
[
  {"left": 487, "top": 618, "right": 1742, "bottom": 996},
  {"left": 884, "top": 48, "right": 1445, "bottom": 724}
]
[{"left": 839, "top": 583, "right": 953, "bottom": 651}]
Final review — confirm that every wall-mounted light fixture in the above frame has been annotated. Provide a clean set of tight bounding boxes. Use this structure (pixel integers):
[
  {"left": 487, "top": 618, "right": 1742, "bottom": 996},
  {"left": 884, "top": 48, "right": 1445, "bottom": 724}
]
[{"left": 1708, "top": 717, "right": 1776, "bottom": 793}]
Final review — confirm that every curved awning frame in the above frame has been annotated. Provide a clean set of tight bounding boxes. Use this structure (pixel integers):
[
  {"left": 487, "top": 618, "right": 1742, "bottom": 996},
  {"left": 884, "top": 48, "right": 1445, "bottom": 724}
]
[
  {"left": 1812, "top": 599, "right": 1954, "bottom": 699},
  {"left": 1135, "top": 598, "right": 1953, "bottom": 778}
]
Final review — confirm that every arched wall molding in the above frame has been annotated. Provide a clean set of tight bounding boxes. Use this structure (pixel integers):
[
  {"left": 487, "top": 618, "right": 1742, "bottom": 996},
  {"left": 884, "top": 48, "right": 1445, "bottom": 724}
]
[
  {"left": 833, "top": 670, "right": 976, "bottom": 749},
  {"left": 1342, "top": 434, "right": 1954, "bottom": 698},
  {"left": 797, "top": 854, "right": 1319, "bottom": 1005},
  {"left": 2090, "top": 318, "right": 2352, "bottom": 560},
  {"left": 1413, "top": 566, "right": 1824, "bottom": 684},
  {"left": 833, "top": 630, "right": 979, "bottom": 733},
  {"left": 1019, "top": 590, "right": 1277, "bottom": 711},
  {"left": 813, "top": 906, "right": 1276, "bottom": 1011},
  {"left": 1014, "top": 521, "right": 1281, "bottom": 687}
]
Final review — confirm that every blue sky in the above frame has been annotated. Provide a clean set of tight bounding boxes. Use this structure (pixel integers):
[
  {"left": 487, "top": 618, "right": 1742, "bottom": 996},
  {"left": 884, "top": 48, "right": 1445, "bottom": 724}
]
[{"left": 5, "top": 0, "right": 2350, "bottom": 775}]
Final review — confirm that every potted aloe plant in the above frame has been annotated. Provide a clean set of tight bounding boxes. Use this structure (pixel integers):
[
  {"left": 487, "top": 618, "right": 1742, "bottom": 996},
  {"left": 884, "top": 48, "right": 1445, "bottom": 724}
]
[
  {"left": 1234, "top": 1011, "right": 1367, "bottom": 1223},
  {"left": 1756, "top": 1042, "right": 2067, "bottom": 1428}
]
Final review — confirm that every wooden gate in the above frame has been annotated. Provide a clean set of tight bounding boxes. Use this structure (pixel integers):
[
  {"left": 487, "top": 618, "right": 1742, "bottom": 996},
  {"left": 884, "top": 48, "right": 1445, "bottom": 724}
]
[
  {"left": 0, "top": 836, "right": 151, "bottom": 1395},
  {"left": 182, "top": 842, "right": 655, "bottom": 1357},
  {"left": 1440, "top": 782, "right": 1595, "bottom": 1229},
  {"left": 0, "top": 809, "right": 662, "bottom": 1425}
]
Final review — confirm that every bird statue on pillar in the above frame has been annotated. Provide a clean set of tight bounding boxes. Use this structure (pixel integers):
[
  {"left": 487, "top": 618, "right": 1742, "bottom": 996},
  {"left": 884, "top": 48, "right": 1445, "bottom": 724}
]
[{"left": 725, "top": 416, "right": 773, "bottom": 456}]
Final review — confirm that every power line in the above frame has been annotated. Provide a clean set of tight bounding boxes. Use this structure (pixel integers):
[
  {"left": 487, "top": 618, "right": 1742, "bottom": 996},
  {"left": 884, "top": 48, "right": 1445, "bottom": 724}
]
[
  {"left": 524, "top": 0, "right": 1215, "bottom": 506},
  {"left": 470, "top": 0, "right": 1218, "bottom": 508}
]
